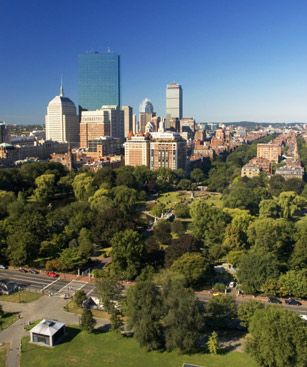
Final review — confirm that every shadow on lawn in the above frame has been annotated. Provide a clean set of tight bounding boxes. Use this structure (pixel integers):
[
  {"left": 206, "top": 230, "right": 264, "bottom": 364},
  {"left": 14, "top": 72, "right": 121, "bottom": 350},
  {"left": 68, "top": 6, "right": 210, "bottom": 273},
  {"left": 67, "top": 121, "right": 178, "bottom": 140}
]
[
  {"left": 59, "top": 327, "right": 81, "bottom": 345},
  {"left": 93, "top": 323, "right": 111, "bottom": 334}
]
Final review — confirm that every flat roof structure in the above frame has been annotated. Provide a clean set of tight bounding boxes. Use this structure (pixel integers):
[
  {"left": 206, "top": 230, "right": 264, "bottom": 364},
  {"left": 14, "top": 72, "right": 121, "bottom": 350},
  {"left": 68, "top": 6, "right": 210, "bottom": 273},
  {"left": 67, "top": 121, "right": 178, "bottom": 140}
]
[{"left": 30, "top": 319, "right": 66, "bottom": 347}]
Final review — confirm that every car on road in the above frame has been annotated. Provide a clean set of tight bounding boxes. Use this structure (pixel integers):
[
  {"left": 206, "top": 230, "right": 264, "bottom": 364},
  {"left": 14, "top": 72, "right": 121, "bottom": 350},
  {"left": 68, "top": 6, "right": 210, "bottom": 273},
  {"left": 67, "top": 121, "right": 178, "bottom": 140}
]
[
  {"left": 285, "top": 298, "right": 302, "bottom": 306},
  {"left": 19, "top": 268, "right": 28, "bottom": 273},
  {"left": 0, "top": 265, "right": 7, "bottom": 269},
  {"left": 267, "top": 296, "right": 282, "bottom": 304},
  {"left": 47, "top": 271, "right": 59, "bottom": 278},
  {"left": 29, "top": 269, "right": 39, "bottom": 274}
]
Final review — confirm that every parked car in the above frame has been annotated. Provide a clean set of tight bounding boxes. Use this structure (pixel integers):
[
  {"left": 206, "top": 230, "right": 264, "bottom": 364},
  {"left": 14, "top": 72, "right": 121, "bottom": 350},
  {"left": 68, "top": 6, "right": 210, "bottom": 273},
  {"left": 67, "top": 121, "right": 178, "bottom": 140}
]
[
  {"left": 19, "top": 268, "right": 28, "bottom": 273},
  {"left": 29, "top": 269, "right": 39, "bottom": 274},
  {"left": 267, "top": 296, "right": 282, "bottom": 304},
  {"left": 285, "top": 298, "right": 302, "bottom": 306},
  {"left": 0, "top": 265, "right": 7, "bottom": 270},
  {"left": 47, "top": 271, "right": 59, "bottom": 278}
]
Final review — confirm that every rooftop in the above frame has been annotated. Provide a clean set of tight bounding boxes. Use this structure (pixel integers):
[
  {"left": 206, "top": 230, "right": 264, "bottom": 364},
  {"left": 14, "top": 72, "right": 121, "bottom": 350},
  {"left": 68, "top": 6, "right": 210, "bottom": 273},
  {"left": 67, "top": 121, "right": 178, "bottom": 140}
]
[{"left": 30, "top": 319, "right": 65, "bottom": 337}]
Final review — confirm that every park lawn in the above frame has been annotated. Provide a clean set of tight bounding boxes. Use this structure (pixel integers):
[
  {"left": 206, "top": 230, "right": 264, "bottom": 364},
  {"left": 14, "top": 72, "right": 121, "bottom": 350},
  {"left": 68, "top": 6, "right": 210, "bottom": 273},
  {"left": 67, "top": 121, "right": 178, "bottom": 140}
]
[
  {"left": 0, "top": 291, "right": 41, "bottom": 303},
  {"left": 0, "top": 344, "right": 8, "bottom": 367},
  {"left": 21, "top": 328, "right": 257, "bottom": 367},
  {"left": 204, "top": 193, "right": 223, "bottom": 208},
  {"left": 157, "top": 191, "right": 192, "bottom": 210},
  {"left": 0, "top": 312, "right": 18, "bottom": 330},
  {"left": 65, "top": 300, "right": 110, "bottom": 320}
]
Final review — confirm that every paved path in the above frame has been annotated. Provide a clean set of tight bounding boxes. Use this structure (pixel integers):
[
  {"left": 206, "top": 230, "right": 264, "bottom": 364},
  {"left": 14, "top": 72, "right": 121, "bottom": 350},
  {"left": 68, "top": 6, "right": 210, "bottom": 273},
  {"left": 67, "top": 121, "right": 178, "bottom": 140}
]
[{"left": 0, "top": 295, "right": 106, "bottom": 367}]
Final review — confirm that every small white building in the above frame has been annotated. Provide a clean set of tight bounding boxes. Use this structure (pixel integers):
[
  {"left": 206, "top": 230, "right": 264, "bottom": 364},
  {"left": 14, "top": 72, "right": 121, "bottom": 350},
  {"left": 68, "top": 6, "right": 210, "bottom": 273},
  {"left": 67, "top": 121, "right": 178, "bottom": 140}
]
[{"left": 30, "top": 319, "right": 66, "bottom": 347}]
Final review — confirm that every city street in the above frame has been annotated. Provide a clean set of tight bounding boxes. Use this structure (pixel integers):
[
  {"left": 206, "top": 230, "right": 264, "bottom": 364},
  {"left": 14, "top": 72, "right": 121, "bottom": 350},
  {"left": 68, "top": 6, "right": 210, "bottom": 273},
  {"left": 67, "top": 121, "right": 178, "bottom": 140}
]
[{"left": 0, "top": 269, "right": 96, "bottom": 298}]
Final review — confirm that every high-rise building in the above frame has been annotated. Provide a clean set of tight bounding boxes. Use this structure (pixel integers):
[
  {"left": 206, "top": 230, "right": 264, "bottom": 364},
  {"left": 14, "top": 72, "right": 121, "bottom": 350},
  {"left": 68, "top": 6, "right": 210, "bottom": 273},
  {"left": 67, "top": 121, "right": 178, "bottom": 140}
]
[
  {"left": 45, "top": 84, "right": 79, "bottom": 146},
  {"left": 122, "top": 105, "right": 133, "bottom": 138},
  {"left": 139, "top": 98, "right": 154, "bottom": 113},
  {"left": 0, "top": 122, "right": 9, "bottom": 143},
  {"left": 180, "top": 118, "right": 195, "bottom": 139},
  {"left": 150, "top": 130, "right": 186, "bottom": 170},
  {"left": 166, "top": 83, "right": 183, "bottom": 119},
  {"left": 138, "top": 98, "right": 155, "bottom": 133},
  {"left": 124, "top": 135, "right": 150, "bottom": 167},
  {"left": 80, "top": 105, "right": 124, "bottom": 148},
  {"left": 78, "top": 52, "right": 120, "bottom": 110}
]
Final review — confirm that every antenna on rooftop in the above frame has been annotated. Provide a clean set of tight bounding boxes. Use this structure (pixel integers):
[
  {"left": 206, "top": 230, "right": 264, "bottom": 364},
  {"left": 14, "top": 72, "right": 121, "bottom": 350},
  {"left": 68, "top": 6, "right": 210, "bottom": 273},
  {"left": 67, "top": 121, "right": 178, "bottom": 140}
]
[{"left": 60, "top": 74, "right": 64, "bottom": 97}]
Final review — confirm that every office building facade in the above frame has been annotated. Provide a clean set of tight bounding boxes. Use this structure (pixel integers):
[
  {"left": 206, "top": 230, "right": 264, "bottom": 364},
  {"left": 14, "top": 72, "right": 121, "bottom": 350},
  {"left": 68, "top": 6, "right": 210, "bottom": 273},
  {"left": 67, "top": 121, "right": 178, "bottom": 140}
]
[
  {"left": 45, "top": 85, "right": 79, "bottom": 146},
  {"left": 166, "top": 83, "right": 183, "bottom": 119},
  {"left": 80, "top": 105, "right": 124, "bottom": 148},
  {"left": 78, "top": 52, "right": 120, "bottom": 110},
  {"left": 122, "top": 105, "right": 133, "bottom": 138}
]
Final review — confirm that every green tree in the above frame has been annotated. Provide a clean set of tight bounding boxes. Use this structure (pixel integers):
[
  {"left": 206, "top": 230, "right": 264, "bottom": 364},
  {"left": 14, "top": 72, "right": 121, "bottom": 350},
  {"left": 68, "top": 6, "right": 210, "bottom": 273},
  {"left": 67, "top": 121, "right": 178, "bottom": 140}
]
[
  {"left": 78, "top": 228, "right": 93, "bottom": 258},
  {"left": 278, "top": 270, "right": 307, "bottom": 298},
  {"left": 177, "top": 179, "right": 192, "bottom": 190},
  {"left": 88, "top": 188, "right": 113, "bottom": 213},
  {"left": 111, "top": 185, "right": 137, "bottom": 214},
  {"left": 237, "top": 300, "right": 264, "bottom": 328},
  {"left": 115, "top": 166, "right": 136, "bottom": 188},
  {"left": 163, "top": 282, "right": 204, "bottom": 353},
  {"left": 33, "top": 173, "right": 56, "bottom": 202},
  {"left": 111, "top": 229, "right": 145, "bottom": 279},
  {"left": 72, "top": 173, "right": 95, "bottom": 201},
  {"left": 222, "top": 212, "right": 253, "bottom": 251},
  {"left": 170, "top": 252, "right": 208, "bottom": 286},
  {"left": 80, "top": 309, "right": 96, "bottom": 333},
  {"left": 207, "top": 331, "right": 219, "bottom": 354},
  {"left": 247, "top": 217, "right": 295, "bottom": 260},
  {"left": 190, "top": 168, "right": 205, "bottom": 183},
  {"left": 126, "top": 281, "right": 164, "bottom": 350},
  {"left": 96, "top": 272, "right": 124, "bottom": 330},
  {"left": 237, "top": 251, "right": 280, "bottom": 294},
  {"left": 59, "top": 247, "right": 87, "bottom": 271},
  {"left": 290, "top": 234, "right": 307, "bottom": 270},
  {"left": 259, "top": 199, "right": 281, "bottom": 218},
  {"left": 0, "top": 191, "right": 15, "bottom": 219},
  {"left": 190, "top": 200, "right": 231, "bottom": 251},
  {"left": 205, "top": 295, "right": 237, "bottom": 329},
  {"left": 278, "top": 191, "right": 306, "bottom": 219},
  {"left": 246, "top": 307, "right": 307, "bottom": 367},
  {"left": 74, "top": 290, "right": 87, "bottom": 307},
  {"left": 165, "top": 234, "right": 201, "bottom": 267}
]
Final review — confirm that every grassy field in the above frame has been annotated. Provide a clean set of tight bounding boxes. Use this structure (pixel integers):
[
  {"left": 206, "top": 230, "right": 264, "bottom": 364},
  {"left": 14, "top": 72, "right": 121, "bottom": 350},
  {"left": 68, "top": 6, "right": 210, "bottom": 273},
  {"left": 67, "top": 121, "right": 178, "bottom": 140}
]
[
  {"left": 21, "top": 328, "right": 257, "bottom": 367},
  {"left": 0, "top": 344, "right": 7, "bottom": 367},
  {"left": 0, "top": 312, "right": 18, "bottom": 331},
  {"left": 153, "top": 191, "right": 192, "bottom": 211},
  {"left": 0, "top": 291, "right": 41, "bottom": 303}
]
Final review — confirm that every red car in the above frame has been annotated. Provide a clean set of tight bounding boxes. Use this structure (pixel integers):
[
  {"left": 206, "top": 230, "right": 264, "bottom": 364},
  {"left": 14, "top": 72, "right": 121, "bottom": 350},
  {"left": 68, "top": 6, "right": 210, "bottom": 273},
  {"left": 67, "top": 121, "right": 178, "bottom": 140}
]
[{"left": 47, "top": 271, "right": 59, "bottom": 278}]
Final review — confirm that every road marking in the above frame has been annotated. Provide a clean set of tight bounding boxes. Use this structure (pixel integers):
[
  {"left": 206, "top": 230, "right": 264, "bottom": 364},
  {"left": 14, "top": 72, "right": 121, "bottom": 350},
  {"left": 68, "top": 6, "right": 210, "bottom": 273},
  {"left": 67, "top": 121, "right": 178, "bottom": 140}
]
[{"left": 41, "top": 277, "right": 61, "bottom": 291}]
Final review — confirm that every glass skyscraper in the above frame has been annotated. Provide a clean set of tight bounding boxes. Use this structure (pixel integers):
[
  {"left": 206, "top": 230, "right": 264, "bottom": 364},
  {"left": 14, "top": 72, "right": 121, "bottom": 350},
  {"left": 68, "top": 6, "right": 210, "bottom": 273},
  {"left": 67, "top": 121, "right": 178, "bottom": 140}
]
[{"left": 78, "top": 52, "right": 120, "bottom": 110}]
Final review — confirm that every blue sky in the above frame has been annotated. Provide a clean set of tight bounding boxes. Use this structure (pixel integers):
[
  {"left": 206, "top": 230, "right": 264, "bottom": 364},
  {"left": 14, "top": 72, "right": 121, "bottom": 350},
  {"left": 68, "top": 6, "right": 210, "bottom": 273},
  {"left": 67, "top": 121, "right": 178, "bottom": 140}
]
[{"left": 1, "top": 0, "right": 307, "bottom": 124}]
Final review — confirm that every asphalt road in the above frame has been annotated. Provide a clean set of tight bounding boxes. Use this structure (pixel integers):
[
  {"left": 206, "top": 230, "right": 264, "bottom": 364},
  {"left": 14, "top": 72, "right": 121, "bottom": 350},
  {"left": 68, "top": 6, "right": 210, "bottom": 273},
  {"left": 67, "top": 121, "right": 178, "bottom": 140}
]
[
  {"left": 0, "top": 269, "right": 306, "bottom": 316},
  {"left": 0, "top": 269, "right": 96, "bottom": 297}
]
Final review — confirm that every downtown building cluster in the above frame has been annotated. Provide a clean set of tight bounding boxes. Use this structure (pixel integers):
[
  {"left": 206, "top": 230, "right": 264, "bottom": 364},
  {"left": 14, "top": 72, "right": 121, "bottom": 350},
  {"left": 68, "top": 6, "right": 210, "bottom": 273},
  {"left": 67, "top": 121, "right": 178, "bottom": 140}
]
[{"left": 1, "top": 50, "right": 306, "bottom": 175}]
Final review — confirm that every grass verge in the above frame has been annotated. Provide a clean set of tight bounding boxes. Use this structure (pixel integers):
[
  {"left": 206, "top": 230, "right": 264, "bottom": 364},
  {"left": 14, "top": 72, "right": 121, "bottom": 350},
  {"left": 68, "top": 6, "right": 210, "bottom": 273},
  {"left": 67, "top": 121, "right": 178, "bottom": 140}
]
[
  {"left": 21, "top": 328, "right": 257, "bottom": 367},
  {"left": 0, "top": 291, "right": 41, "bottom": 303}
]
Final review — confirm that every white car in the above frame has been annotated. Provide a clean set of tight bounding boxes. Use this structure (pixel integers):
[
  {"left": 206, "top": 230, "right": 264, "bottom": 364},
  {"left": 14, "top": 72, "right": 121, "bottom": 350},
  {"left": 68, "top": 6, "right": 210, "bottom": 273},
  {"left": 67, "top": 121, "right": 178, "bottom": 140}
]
[
  {"left": 0, "top": 265, "right": 7, "bottom": 270},
  {"left": 229, "top": 281, "right": 236, "bottom": 288}
]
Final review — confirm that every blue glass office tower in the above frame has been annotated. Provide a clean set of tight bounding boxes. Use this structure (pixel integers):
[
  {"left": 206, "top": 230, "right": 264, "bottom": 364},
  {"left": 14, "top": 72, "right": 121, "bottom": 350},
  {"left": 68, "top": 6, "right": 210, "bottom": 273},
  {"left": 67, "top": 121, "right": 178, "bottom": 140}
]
[{"left": 78, "top": 52, "right": 120, "bottom": 110}]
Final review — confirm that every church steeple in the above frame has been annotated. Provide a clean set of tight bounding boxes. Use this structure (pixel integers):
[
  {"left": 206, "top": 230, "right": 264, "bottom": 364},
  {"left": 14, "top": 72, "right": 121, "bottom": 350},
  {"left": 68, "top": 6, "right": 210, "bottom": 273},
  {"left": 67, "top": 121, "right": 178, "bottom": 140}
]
[{"left": 60, "top": 76, "right": 64, "bottom": 97}]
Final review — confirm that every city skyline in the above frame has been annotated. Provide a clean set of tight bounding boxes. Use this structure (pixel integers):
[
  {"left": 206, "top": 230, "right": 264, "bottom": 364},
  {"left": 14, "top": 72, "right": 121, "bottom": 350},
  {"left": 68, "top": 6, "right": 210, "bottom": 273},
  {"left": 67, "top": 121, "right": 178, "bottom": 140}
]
[{"left": 2, "top": 0, "right": 307, "bottom": 124}]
